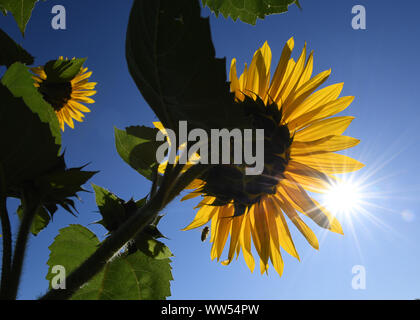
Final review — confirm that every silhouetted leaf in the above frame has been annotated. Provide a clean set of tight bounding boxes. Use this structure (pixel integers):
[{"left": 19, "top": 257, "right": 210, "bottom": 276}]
[
  {"left": 126, "top": 0, "right": 248, "bottom": 134},
  {"left": 92, "top": 184, "right": 126, "bottom": 232},
  {"left": 34, "top": 163, "right": 97, "bottom": 215},
  {"left": 0, "top": 63, "right": 61, "bottom": 194},
  {"left": 1, "top": 62, "right": 61, "bottom": 144},
  {"left": 0, "top": 28, "right": 34, "bottom": 67}
]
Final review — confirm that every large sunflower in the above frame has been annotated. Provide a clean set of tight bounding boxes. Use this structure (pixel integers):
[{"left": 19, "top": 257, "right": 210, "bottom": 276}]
[
  {"left": 31, "top": 57, "right": 97, "bottom": 131},
  {"left": 181, "top": 38, "right": 364, "bottom": 276}
]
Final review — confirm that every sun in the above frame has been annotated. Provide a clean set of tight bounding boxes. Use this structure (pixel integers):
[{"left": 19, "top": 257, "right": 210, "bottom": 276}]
[{"left": 323, "top": 179, "right": 363, "bottom": 217}]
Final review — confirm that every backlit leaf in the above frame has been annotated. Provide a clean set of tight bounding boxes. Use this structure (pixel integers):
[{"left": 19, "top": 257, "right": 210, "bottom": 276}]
[
  {"left": 46, "top": 225, "right": 173, "bottom": 300},
  {"left": 202, "top": 0, "right": 300, "bottom": 25}
]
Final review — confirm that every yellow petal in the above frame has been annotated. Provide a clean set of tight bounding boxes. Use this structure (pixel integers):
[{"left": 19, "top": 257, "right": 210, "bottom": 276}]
[
  {"left": 288, "top": 96, "right": 354, "bottom": 131},
  {"left": 311, "top": 199, "right": 344, "bottom": 235},
  {"left": 182, "top": 204, "right": 218, "bottom": 231},
  {"left": 277, "top": 43, "right": 307, "bottom": 106},
  {"left": 68, "top": 100, "right": 91, "bottom": 113},
  {"left": 229, "top": 58, "right": 243, "bottom": 101},
  {"left": 264, "top": 196, "right": 299, "bottom": 260},
  {"left": 73, "top": 96, "right": 95, "bottom": 104},
  {"left": 238, "top": 63, "right": 248, "bottom": 98},
  {"left": 72, "top": 71, "right": 92, "bottom": 83},
  {"left": 62, "top": 108, "right": 74, "bottom": 128},
  {"left": 245, "top": 50, "right": 266, "bottom": 98},
  {"left": 285, "top": 161, "right": 333, "bottom": 193},
  {"left": 249, "top": 203, "right": 270, "bottom": 268},
  {"left": 294, "top": 116, "right": 355, "bottom": 141},
  {"left": 283, "top": 69, "right": 331, "bottom": 121},
  {"left": 268, "top": 37, "right": 294, "bottom": 100},
  {"left": 285, "top": 83, "right": 343, "bottom": 123},
  {"left": 66, "top": 105, "right": 85, "bottom": 122},
  {"left": 296, "top": 50, "right": 314, "bottom": 89},
  {"left": 259, "top": 41, "right": 272, "bottom": 75},
  {"left": 224, "top": 214, "right": 245, "bottom": 265},
  {"left": 291, "top": 135, "right": 360, "bottom": 156},
  {"left": 73, "top": 89, "right": 96, "bottom": 97},
  {"left": 279, "top": 179, "right": 332, "bottom": 229},
  {"left": 260, "top": 259, "right": 269, "bottom": 275},
  {"left": 73, "top": 81, "right": 97, "bottom": 90},
  {"left": 239, "top": 213, "right": 255, "bottom": 272},
  {"left": 269, "top": 240, "right": 284, "bottom": 276},
  {"left": 292, "top": 152, "right": 365, "bottom": 174},
  {"left": 181, "top": 191, "right": 201, "bottom": 201},
  {"left": 211, "top": 205, "right": 233, "bottom": 261},
  {"left": 274, "top": 193, "right": 319, "bottom": 249}
]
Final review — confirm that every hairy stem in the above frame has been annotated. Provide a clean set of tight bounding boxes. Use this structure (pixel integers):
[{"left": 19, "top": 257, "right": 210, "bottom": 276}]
[
  {"left": 40, "top": 164, "right": 206, "bottom": 300},
  {"left": 6, "top": 189, "right": 39, "bottom": 300}
]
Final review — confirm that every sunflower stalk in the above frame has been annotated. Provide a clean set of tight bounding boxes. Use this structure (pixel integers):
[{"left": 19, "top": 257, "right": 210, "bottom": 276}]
[
  {"left": 0, "top": 165, "right": 12, "bottom": 298},
  {"left": 6, "top": 188, "right": 40, "bottom": 300},
  {"left": 39, "top": 164, "right": 207, "bottom": 300}
]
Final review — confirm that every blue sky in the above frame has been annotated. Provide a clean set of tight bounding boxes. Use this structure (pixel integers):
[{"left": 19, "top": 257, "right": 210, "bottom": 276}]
[{"left": 1, "top": 0, "right": 420, "bottom": 299}]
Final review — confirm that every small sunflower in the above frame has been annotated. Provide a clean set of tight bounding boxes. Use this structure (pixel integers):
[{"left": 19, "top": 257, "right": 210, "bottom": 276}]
[
  {"left": 31, "top": 57, "right": 97, "bottom": 131},
  {"left": 182, "top": 38, "right": 364, "bottom": 276}
]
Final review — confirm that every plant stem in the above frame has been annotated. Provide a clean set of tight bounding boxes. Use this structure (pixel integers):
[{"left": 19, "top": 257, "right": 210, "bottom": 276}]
[
  {"left": 40, "top": 164, "right": 206, "bottom": 300},
  {"left": 42, "top": 193, "right": 161, "bottom": 300},
  {"left": 0, "top": 189, "right": 12, "bottom": 298},
  {"left": 6, "top": 188, "right": 39, "bottom": 300}
]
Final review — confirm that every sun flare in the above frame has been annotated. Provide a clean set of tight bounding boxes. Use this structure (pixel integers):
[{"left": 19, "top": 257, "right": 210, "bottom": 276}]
[{"left": 323, "top": 179, "right": 363, "bottom": 217}]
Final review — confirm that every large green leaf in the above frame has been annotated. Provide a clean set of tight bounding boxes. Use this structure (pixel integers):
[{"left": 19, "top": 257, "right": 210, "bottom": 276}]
[
  {"left": 0, "top": 28, "right": 34, "bottom": 67},
  {"left": 126, "top": 0, "right": 248, "bottom": 135},
  {"left": 1, "top": 62, "right": 61, "bottom": 144},
  {"left": 114, "top": 126, "right": 162, "bottom": 181},
  {"left": 0, "top": 66, "right": 61, "bottom": 194},
  {"left": 0, "top": 0, "right": 46, "bottom": 35},
  {"left": 46, "top": 225, "right": 173, "bottom": 300},
  {"left": 0, "top": 63, "right": 94, "bottom": 222},
  {"left": 202, "top": 0, "right": 300, "bottom": 25}
]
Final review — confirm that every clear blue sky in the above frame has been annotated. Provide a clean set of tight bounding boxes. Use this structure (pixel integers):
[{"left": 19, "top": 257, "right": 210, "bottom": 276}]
[{"left": 1, "top": 0, "right": 420, "bottom": 300}]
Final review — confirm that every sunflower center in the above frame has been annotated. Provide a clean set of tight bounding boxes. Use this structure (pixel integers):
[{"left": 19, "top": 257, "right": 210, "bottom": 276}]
[
  {"left": 38, "top": 81, "right": 73, "bottom": 111},
  {"left": 200, "top": 96, "right": 292, "bottom": 217}
]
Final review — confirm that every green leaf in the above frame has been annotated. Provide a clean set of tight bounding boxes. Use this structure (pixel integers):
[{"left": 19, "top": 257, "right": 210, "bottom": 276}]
[
  {"left": 0, "top": 72, "right": 61, "bottom": 193},
  {"left": 126, "top": 0, "right": 248, "bottom": 134},
  {"left": 46, "top": 225, "right": 173, "bottom": 300},
  {"left": 92, "top": 184, "right": 126, "bottom": 232},
  {"left": 17, "top": 204, "right": 50, "bottom": 236},
  {"left": 114, "top": 126, "right": 162, "bottom": 181},
  {"left": 91, "top": 184, "right": 172, "bottom": 259},
  {"left": 1, "top": 62, "right": 95, "bottom": 224},
  {"left": 1, "top": 62, "right": 61, "bottom": 144},
  {"left": 0, "top": 28, "right": 34, "bottom": 67},
  {"left": 44, "top": 58, "right": 87, "bottom": 83},
  {"left": 0, "top": 0, "right": 46, "bottom": 35},
  {"left": 201, "top": 0, "right": 300, "bottom": 25}
]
